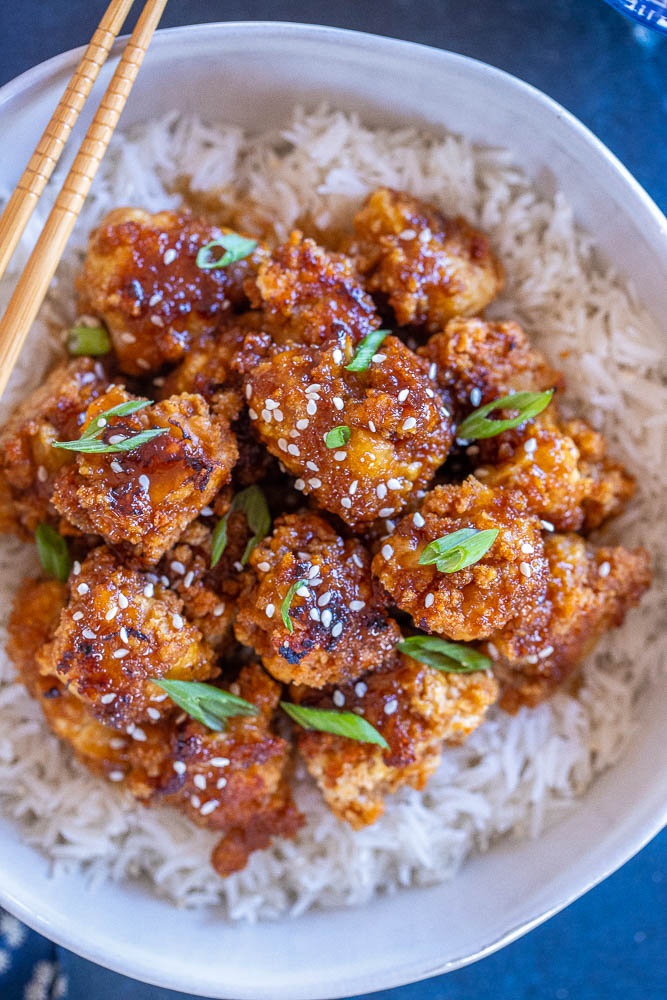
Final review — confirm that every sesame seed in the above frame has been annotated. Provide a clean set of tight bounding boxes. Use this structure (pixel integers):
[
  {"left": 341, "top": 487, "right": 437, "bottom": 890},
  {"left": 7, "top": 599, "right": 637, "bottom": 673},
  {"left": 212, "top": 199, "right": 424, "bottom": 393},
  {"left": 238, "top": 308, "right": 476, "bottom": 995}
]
[
  {"left": 257, "top": 562, "right": 270, "bottom": 573},
  {"left": 347, "top": 480, "right": 358, "bottom": 495},
  {"left": 379, "top": 507, "right": 395, "bottom": 517},
  {"left": 200, "top": 800, "right": 219, "bottom": 816},
  {"left": 71, "top": 561, "right": 81, "bottom": 577},
  {"left": 120, "top": 332, "right": 136, "bottom": 344},
  {"left": 402, "top": 417, "right": 417, "bottom": 431},
  {"left": 163, "top": 248, "right": 177, "bottom": 265},
  {"left": 396, "top": 388, "right": 410, "bottom": 404},
  {"left": 341, "top": 496, "right": 352, "bottom": 508},
  {"left": 77, "top": 583, "right": 89, "bottom": 595},
  {"left": 105, "top": 606, "right": 118, "bottom": 621},
  {"left": 333, "top": 397, "right": 344, "bottom": 410},
  {"left": 153, "top": 376, "right": 165, "bottom": 388},
  {"left": 110, "top": 738, "right": 126, "bottom": 750},
  {"left": 211, "top": 757, "right": 230, "bottom": 767},
  {"left": 294, "top": 478, "right": 305, "bottom": 491},
  {"left": 376, "top": 484, "right": 387, "bottom": 499},
  {"left": 385, "top": 519, "right": 396, "bottom": 532},
  {"left": 288, "top": 444, "right": 300, "bottom": 456},
  {"left": 118, "top": 592, "right": 129, "bottom": 610},
  {"left": 384, "top": 698, "right": 398, "bottom": 716},
  {"left": 486, "top": 642, "right": 498, "bottom": 660},
  {"left": 368, "top": 420, "right": 377, "bottom": 433},
  {"left": 150, "top": 691, "right": 167, "bottom": 702},
  {"left": 150, "top": 315, "right": 164, "bottom": 327},
  {"left": 100, "top": 692, "right": 116, "bottom": 704},
  {"left": 201, "top": 506, "right": 213, "bottom": 516},
  {"left": 137, "top": 474, "right": 150, "bottom": 492},
  {"left": 216, "top": 777, "right": 227, "bottom": 790},
  {"left": 387, "top": 478, "right": 401, "bottom": 490},
  {"left": 331, "top": 622, "right": 343, "bottom": 638},
  {"left": 113, "top": 648, "right": 130, "bottom": 659},
  {"left": 147, "top": 707, "right": 160, "bottom": 721},
  {"left": 290, "top": 429, "right": 300, "bottom": 438},
  {"left": 248, "top": 408, "right": 258, "bottom": 420},
  {"left": 470, "top": 387, "right": 482, "bottom": 407},
  {"left": 321, "top": 609, "right": 332, "bottom": 628},
  {"left": 37, "top": 465, "right": 47, "bottom": 483},
  {"left": 213, "top": 603, "right": 226, "bottom": 616},
  {"left": 598, "top": 561, "right": 611, "bottom": 578},
  {"left": 278, "top": 438, "right": 288, "bottom": 452},
  {"left": 184, "top": 570, "right": 195, "bottom": 588},
  {"left": 540, "top": 519, "right": 555, "bottom": 532},
  {"left": 426, "top": 388, "right": 435, "bottom": 398},
  {"left": 381, "top": 544, "right": 394, "bottom": 560},
  {"left": 334, "top": 451, "right": 346, "bottom": 461},
  {"left": 526, "top": 654, "right": 539, "bottom": 664},
  {"left": 119, "top": 627, "right": 129, "bottom": 645},
  {"left": 307, "top": 400, "right": 317, "bottom": 415},
  {"left": 521, "top": 543, "right": 534, "bottom": 554},
  {"left": 149, "top": 292, "right": 163, "bottom": 307},
  {"left": 109, "top": 771, "right": 125, "bottom": 782},
  {"left": 194, "top": 774, "right": 207, "bottom": 790},
  {"left": 333, "top": 690, "right": 345, "bottom": 707},
  {"left": 296, "top": 419, "right": 309, "bottom": 430},
  {"left": 350, "top": 600, "right": 366, "bottom": 612},
  {"left": 110, "top": 460, "right": 123, "bottom": 474},
  {"left": 539, "top": 645, "right": 555, "bottom": 659},
  {"left": 82, "top": 626, "right": 96, "bottom": 639},
  {"left": 161, "top": 575, "right": 169, "bottom": 587},
  {"left": 428, "top": 362, "right": 437, "bottom": 380},
  {"left": 265, "top": 603, "right": 275, "bottom": 618},
  {"left": 132, "top": 727, "right": 147, "bottom": 742},
  {"left": 318, "top": 592, "right": 332, "bottom": 607},
  {"left": 171, "top": 561, "right": 186, "bottom": 575},
  {"left": 143, "top": 583, "right": 154, "bottom": 598},
  {"left": 274, "top": 409, "right": 284, "bottom": 423},
  {"left": 413, "top": 512, "right": 425, "bottom": 528},
  {"left": 309, "top": 477, "right": 322, "bottom": 488},
  {"left": 172, "top": 614, "right": 184, "bottom": 629},
  {"left": 265, "top": 399, "right": 278, "bottom": 410},
  {"left": 108, "top": 434, "right": 125, "bottom": 445},
  {"left": 519, "top": 562, "right": 532, "bottom": 578},
  {"left": 190, "top": 795, "right": 201, "bottom": 808},
  {"left": 309, "top": 608, "right": 321, "bottom": 622},
  {"left": 372, "top": 353, "right": 387, "bottom": 363},
  {"left": 524, "top": 437, "right": 538, "bottom": 454},
  {"left": 173, "top": 761, "right": 186, "bottom": 775},
  {"left": 332, "top": 348, "right": 343, "bottom": 365},
  {"left": 296, "top": 585, "right": 310, "bottom": 598},
  {"left": 261, "top": 408, "right": 272, "bottom": 423}
]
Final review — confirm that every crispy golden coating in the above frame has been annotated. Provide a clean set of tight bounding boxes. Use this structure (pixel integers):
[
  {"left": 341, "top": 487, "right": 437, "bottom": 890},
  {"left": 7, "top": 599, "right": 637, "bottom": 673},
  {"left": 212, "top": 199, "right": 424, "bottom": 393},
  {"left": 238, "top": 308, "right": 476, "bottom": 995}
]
[
  {"left": 0, "top": 358, "right": 109, "bottom": 537},
  {"left": 373, "top": 477, "right": 548, "bottom": 641},
  {"left": 247, "top": 230, "right": 381, "bottom": 348},
  {"left": 244, "top": 336, "right": 453, "bottom": 528},
  {"left": 37, "top": 546, "right": 216, "bottom": 730},
  {"left": 79, "top": 208, "right": 265, "bottom": 375},
  {"left": 346, "top": 188, "right": 502, "bottom": 331},
  {"left": 6, "top": 578, "right": 67, "bottom": 693},
  {"left": 51, "top": 386, "right": 236, "bottom": 565},
  {"left": 565, "top": 419, "right": 636, "bottom": 531},
  {"left": 484, "top": 533, "right": 652, "bottom": 712},
  {"left": 418, "top": 317, "right": 563, "bottom": 420},
  {"left": 235, "top": 512, "right": 400, "bottom": 687},
  {"left": 293, "top": 653, "right": 498, "bottom": 827},
  {"left": 151, "top": 663, "right": 303, "bottom": 877}
]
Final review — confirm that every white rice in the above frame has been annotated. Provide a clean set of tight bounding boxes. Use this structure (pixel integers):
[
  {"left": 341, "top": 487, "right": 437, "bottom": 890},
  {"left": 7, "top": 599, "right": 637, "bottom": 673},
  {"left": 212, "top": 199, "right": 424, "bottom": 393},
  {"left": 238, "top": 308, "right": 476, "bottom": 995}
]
[{"left": 0, "top": 106, "right": 664, "bottom": 922}]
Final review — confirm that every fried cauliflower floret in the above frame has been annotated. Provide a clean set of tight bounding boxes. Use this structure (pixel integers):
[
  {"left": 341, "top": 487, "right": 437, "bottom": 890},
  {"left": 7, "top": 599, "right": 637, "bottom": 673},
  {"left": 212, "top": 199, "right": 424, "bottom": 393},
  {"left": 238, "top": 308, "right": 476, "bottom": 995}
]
[
  {"left": 373, "top": 477, "right": 548, "bottom": 641},
  {"left": 244, "top": 336, "right": 453, "bottom": 528},
  {"left": 6, "top": 578, "right": 67, "bottom": 693},
  {"left": 293, "top": 653, "right": 498, "bottom": 827},
  {"left": 565, "top": 419, "right": 636, "bottom": 531},
  {"left": 483, "top": 533, "right": 652, "bottom": 712},
  {"left": 51, "top": 386, "right": 236, "bottom": 565},
  {"left": 418, "top": 317, "right": 563, "bottom": 420},
  {"left": 151, "top": 664, "right": 304, "bottom": 877},
  {"left": 79, "top": 208, "right": 265, "bottom": 375},
  {"left": 0, "top": 358, "right": 109, "bottom": 537},
  {"left": 346, "top": 188, "right": 502, "bottom": 331},
  {"left": 247, "top": 230, "right": 381, "bottom": 348},
  {"left": 235, "top": 512, "right": 400, "bottom": 687},
  {"left": 37, "top": 546, "right": 216, "bottom": 730}
]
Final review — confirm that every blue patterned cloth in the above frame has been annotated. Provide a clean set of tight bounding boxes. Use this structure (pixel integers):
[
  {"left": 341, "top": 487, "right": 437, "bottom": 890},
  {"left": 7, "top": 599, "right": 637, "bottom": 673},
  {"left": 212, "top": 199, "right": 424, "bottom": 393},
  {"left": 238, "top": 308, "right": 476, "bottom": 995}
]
[{"left": 0, "top": 1, "right": 665, "bottom": 998}]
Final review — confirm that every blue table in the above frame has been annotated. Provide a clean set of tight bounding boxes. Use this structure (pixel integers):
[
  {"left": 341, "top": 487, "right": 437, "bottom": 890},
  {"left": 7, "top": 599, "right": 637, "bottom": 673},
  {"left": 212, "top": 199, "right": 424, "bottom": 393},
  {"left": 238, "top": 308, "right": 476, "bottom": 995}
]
[{"left": 0, "top": 2, "right": 664, "bottom": 998}]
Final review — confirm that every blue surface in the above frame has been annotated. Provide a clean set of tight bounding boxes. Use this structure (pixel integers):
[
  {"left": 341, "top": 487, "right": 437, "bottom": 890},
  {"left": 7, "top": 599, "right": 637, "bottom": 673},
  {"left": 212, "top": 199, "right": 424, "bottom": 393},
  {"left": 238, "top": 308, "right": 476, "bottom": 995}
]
[{"left": 0, "top": 2, "right": 665, "bottom": 998}]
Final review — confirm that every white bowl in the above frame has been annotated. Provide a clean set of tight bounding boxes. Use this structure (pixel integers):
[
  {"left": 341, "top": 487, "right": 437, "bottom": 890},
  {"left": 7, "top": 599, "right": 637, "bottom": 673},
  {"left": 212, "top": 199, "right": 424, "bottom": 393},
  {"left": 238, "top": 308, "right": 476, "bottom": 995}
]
[{"left": 0, "top": 22, "right": 665, "bottom": 1000}]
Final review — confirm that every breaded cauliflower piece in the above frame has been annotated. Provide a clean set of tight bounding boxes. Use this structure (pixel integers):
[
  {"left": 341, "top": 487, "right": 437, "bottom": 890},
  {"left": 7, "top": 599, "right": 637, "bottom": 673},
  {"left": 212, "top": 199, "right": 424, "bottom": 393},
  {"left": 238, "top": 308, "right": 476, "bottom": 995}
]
[
  {"left": 346, "top": 188, "right": 503, "bottom": 331},
  {"left": 51, "top": 386, "right": 236, "bottom": 565},
  {"left": 565, "top": 419, "right": 636, "bottom": 531},
  {"left": 418, "top": 317, "right": 563, "bottom": 421},
  {"left": 79, "top": 208, "right": 265, "bottom": 375},
  {"left": 244, "top": 336, "right": 453, "bottom": 528},
  {"left": 0, "top": 358, "right": 109, "bottom": 537},
  {"left": 373, "top": 477, "right": 548, "bottom": 641},
  {"left": 234, "top": 511, "right": 400, "bottom": 687},
  {"left": 483, "top": 533, "right": 652, "bottom": 712},
  {"left": 6, "top": 578, "right": 68, "bottom": 693},
  {"left": 247, "top": 230, "right": 381, "bottom": 348},
  {"left": 37, "top": 546, "right": 216, "bottom": 730},
  {"left": 293, "top": 652, "right": 498, "bottom": 827}
]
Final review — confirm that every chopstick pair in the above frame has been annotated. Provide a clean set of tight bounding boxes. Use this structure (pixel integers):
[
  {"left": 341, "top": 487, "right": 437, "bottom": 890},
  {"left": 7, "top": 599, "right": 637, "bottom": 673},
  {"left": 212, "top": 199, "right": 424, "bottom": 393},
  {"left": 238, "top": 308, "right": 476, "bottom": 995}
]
[{"left": 0, "top": 0, "right": 168, "bottom": 399}]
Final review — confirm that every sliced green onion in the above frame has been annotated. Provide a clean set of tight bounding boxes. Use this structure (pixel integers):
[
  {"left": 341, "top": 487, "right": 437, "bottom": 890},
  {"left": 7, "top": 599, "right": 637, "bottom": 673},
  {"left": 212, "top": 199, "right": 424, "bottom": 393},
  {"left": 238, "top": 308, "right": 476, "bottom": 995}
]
[
  {"left": 79, "top": 399, "right": 152, "bottom": 440},
  {"left": 324, "top": 425, "right": 351, "bottom": 449},
  {"left": 456, "top": 389, "right": 554, "bottom": 440},
  {"left": 151, "top": 678, "right": 258, "bottom": 732},
  {"left": 344, "top": 329, "right": 390, "bottom": 372},
  {"left": 53, "top": 427, "right": 166, "bottom": 454},
  {"left": 280, "top": 702, "right": 389, "bottom": 749},
  {"left": 397, "top": 636, "right": 491, "bottom": 673},
  {"left": 281, "top": 578, "right": 309, "bottom": 634},
  {"left": 196, "top": 234, "right": 257, "bottom": 270},
  {"left": 418, "top": 527, "right": 499, "bottom": 573},
  {"left": 35, "top": 523, "right": 71, "bottom": 582},
  {"left": 66, "top": 324, "right": 111, "bottom": 357},
  {"left": 211, "top": 486, "right": 271, "bottom": 568}
]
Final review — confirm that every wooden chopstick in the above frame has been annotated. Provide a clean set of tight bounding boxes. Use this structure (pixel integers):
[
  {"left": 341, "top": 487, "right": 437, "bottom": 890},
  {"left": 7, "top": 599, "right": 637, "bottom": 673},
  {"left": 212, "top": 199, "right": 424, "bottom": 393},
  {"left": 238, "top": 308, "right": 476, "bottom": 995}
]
[
  {"left": 0, "top": 0, "right": 136, "bottom": 282},
  {"left": 0, "top": 0, "right": 167, "bottom": 400}
]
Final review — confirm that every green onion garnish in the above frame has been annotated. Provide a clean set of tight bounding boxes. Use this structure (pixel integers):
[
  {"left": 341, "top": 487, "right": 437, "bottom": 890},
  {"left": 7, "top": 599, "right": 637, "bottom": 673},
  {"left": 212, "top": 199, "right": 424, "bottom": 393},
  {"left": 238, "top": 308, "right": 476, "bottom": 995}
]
[
  {"left": 418, "top": 527, "right": 499, "bottom": 573},
  {"left": 281, "top": 579, "right": 309, "bottom": 634},
  {"left": 280, "top": 702, "right": 389, "bottom": 749},
  {"left": 397, "top": 635, "right": 492, "bottom": 673},
  {"left": 52, "top": 398, "right": 167, "bottom": 454},
  {"left": 324, "top": 425, "right": 351, "bottom": 449},
  {"left": 456, "top": 389, "right": 554, "bottom": 440},
  {"left": 196, "top": 234, "right": 257, "bottom": 270},
  {"left": 66, "top": 324, "right": 111, "bottom": 357},
  {"left": 344, "top": 329, "right": 390, "bottom": 372},
  {"left": 35, "top": 523, "right": 71, "bottom": 582},
  {"left": 151, "top": 679, "right": 258, "bottom": 732},
  {"left": 210, "top": 485, "right": 271, "bottom": 568}
]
